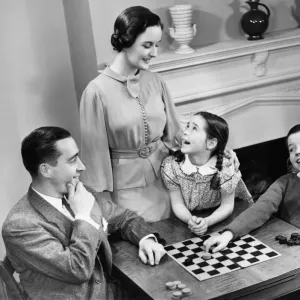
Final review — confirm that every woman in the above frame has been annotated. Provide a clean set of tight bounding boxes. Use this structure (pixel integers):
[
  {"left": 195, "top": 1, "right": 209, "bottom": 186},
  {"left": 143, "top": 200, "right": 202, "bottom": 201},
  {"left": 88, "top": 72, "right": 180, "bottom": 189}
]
[
  {"left": 80, "top": 6, "right": 181, "bottom": 222},
  {"left": 80, "top": 6, "right": 238, "bottom": 222}
]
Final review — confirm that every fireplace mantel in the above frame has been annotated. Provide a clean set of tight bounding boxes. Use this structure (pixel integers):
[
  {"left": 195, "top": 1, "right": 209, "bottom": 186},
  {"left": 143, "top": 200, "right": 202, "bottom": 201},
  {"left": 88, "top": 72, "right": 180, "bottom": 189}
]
[{"left": 151, "top": 28, "right": 300, "bottom": 149}]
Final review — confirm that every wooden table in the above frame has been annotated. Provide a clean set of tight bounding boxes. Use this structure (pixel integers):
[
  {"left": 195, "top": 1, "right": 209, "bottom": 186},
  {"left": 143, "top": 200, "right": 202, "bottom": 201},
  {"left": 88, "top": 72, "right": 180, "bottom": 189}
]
[{"left": 111, "top": 200, "right": 300, "bottom": 300}]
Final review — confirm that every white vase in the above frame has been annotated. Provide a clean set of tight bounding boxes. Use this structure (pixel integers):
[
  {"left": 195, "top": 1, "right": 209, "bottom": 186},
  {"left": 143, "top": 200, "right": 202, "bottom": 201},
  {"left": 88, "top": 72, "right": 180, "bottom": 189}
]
[{"left": 169, "top": 4, "right": 197, "bottom": 54}]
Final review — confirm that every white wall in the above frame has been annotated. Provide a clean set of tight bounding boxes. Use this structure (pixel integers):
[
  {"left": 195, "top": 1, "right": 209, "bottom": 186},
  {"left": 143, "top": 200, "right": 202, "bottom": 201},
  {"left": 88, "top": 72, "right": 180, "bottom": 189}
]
[
  {"left": 0, "top": 0, "right": 79, "bottom": 258},
  {"left": 88, "top": 0, "right": 299, "bottom": 67}
]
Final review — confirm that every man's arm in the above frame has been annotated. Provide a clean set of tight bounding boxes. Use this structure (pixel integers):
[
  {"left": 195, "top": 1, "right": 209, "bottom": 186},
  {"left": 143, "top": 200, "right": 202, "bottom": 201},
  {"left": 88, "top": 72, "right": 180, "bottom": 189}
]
[
  {"left": 88, "top": 188, "right": 160, "bottom": 244},
  {"left": 3, "top": 218, "right": 101, "bottom": 284},
  {"left": 88, "top": 188, "right": 167, "bottom": 265}
]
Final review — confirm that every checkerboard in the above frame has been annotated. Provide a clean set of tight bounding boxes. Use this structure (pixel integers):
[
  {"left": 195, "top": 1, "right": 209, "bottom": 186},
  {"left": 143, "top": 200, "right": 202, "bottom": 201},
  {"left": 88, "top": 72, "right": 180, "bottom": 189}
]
[{"left": 164, "top": 233, "right": 281, "bottom": 281}]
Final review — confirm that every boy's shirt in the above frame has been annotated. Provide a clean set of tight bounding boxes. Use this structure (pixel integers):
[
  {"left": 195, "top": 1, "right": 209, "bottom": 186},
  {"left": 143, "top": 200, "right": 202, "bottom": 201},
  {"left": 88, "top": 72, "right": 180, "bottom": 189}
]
[{"left": 226, "top": 173, "right": 300, "bottom": 239}]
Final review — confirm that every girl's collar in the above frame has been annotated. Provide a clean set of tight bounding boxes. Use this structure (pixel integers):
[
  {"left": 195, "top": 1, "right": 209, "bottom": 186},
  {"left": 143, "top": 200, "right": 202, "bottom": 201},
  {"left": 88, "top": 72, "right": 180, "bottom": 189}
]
[
  {"left": 100, "top": 67, "right": 141, "bottom": 98},
  {"left": 180, "top": 154, "right": 217, "bottom": 176}
]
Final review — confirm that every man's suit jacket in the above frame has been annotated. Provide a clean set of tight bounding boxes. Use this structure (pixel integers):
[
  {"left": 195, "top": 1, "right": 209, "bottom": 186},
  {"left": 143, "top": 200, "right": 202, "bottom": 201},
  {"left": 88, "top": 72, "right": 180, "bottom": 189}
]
[{"left": 2, "top": 186, "right": 157, "bottom": 300}]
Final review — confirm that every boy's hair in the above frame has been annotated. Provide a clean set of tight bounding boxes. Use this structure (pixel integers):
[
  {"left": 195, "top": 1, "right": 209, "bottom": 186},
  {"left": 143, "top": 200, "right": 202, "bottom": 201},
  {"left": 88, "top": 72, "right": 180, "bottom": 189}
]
[
  {"left": 286, "top": 124, "right": 300, "bottom": 172},
  {"left": 111, "top": 6, "right": 163, "bottom": 52},
  {"left": 286, "top": 124, "right": 300, "bottom": 144},
  {"left": 21, "top": 126, "right": 71, "bottom": 178},
  {"left": 174, "top": 111, "right": 229, "bottom": 190}
]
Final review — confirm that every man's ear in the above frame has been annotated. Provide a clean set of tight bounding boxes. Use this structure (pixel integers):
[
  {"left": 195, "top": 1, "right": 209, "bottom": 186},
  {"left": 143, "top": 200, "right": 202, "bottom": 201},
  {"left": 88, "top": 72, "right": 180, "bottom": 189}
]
[
  {"left": 39, "top": 163, "right": 52, "bottom": 178},
  {"left": 207, "top": 138, "right": 218, "bottom": 151}
]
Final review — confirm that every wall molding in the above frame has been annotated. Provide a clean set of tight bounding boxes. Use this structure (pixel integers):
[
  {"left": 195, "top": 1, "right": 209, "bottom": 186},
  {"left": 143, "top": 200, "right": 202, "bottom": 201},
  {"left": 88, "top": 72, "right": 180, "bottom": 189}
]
[
  {"left": 151, "top": 29, "right": 300, "bottom": 73},
  {"left": 150, "top": 28, "right": 300, "bottom": 111},
  {"left": 173, "top": 69, "right": 300, "bottom": 105},
  {"left": 179, "top": 93, "right": 300, "bottom": 119}
]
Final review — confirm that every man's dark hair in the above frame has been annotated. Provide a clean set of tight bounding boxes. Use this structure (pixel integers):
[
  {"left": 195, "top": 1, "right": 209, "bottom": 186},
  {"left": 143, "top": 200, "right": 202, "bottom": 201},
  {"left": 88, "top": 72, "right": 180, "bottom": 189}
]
[{"left": 21, "top": 126, "right": 71, "bottom": 177}]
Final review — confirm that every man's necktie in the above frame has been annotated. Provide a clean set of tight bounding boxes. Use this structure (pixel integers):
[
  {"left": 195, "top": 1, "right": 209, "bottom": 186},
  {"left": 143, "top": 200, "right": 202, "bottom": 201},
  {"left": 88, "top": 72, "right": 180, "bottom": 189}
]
[{"left": 62, "top": 198, "right": 75, "bottom": 218}]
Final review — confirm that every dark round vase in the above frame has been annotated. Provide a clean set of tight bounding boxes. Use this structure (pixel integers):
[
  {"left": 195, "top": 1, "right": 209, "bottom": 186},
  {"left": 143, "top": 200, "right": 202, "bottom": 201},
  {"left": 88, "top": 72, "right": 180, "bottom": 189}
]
[{"left": 241, "top": 0, "right": 271, "bottom": 40}]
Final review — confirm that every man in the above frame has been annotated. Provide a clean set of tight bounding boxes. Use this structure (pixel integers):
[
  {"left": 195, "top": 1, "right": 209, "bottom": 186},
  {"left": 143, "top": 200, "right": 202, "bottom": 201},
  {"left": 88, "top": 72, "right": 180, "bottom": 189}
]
[{"left": 2, "top": 126, "right": 166, "bottom": 300}]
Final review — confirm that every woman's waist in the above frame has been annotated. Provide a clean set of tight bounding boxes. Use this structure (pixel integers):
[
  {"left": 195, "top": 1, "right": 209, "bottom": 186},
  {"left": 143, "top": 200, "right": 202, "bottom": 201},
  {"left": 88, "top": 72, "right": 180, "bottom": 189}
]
[{"left": 110, "top": 139, "right": 164, "bottom": 159}]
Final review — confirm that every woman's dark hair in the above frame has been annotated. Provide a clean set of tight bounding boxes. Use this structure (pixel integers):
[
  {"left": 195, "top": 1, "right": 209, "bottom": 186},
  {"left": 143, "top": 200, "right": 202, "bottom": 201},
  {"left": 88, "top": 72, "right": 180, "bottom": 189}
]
[
  {"left": 286, "top": 124, "right": 300, "bottom": 172},
  {"left": 111, "top": 6, "right": 163, "bottom": 52},
  {"left": 174, "top": 111, "right": 229, "bottom": 190},
  {"left": 21, "top": 126, "right": 71, "bottom": 178}
]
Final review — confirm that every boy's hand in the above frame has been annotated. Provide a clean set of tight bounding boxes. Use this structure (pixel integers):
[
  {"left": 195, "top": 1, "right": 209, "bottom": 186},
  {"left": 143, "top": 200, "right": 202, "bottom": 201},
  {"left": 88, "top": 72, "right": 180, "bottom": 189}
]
[
  {"left": 139, "top": 238, "right": 166, "bottom": 266},
  {"left": 190, "top": 217, "right": 208, "bottom": 236},
  {"left": 204, "top": 231, "right": 234, "bottom": 253}
]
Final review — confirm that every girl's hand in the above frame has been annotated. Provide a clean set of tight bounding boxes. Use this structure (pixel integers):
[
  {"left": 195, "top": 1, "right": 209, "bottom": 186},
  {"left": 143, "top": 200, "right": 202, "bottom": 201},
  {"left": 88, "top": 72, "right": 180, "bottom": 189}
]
[
  {"left": 224, "top": 148, "right": 240, "bottom": 172},
  {"left": 190, "top": 217, "right": 208, "bottom": 236},
  {"left": 188, "top": 215, "right": 198, "bottom": 229}
]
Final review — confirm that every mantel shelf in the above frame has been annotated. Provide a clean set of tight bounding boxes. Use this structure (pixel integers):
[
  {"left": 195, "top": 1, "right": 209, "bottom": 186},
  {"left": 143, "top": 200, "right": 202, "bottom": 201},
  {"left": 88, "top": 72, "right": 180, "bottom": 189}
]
[{"left": 150, "top": 28, "right": 300, "bottom": 73}]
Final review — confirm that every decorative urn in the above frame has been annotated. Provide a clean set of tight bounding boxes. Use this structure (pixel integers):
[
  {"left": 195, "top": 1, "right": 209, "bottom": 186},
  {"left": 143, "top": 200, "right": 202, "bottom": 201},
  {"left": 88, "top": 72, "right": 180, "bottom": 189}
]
[
  {"left": 169, "top": 4, "right": 197, "bottom": 54},
  {"left": 241, "top": 0, "right": 271, "bottom": 40}
]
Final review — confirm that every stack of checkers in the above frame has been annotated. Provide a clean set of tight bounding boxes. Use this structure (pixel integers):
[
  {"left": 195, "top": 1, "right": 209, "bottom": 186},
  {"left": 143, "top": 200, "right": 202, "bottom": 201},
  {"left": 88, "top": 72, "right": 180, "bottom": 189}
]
[
  {"left": 275, "top": 233, "right": 300, "bottom": 246},
  {"left": 165, "top": 281, "right": 192, "bottom": 299}
]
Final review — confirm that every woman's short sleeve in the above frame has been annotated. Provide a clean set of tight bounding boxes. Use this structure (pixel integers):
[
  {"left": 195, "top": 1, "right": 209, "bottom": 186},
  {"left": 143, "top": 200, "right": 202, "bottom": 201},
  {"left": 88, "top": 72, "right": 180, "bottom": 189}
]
[
  {"left": 161, "top": 156, "right": 181, "bottom": 191},
  {"left": 219, "top": 163, "right": 242, "bottom": 194}
]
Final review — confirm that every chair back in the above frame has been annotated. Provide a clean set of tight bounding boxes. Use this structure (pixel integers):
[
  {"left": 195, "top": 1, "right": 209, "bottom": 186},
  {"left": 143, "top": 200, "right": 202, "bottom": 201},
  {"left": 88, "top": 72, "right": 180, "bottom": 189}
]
[{"left": 0, "top": 257, "right": 27, "bottom": 300}]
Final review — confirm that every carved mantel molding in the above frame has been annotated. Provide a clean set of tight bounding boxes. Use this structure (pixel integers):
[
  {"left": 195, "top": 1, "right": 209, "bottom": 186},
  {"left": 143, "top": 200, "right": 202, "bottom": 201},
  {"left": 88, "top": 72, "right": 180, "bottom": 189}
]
[
  {"left": 151, "top": 28, "right": 300, "bottom": 148},
  {"left": 150, "top": 28, "right": 300, "bottom": 114}
]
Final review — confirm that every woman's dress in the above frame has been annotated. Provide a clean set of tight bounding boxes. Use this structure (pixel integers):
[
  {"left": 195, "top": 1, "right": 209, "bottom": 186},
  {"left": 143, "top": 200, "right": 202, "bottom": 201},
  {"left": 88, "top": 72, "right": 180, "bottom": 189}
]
[{"left": 80, "top": 67, "right": 181, "bottom": 222}]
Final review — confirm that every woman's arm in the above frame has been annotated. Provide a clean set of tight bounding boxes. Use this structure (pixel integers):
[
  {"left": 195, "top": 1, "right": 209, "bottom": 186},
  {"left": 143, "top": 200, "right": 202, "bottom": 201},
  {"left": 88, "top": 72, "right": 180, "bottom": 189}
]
[
  {"left": 205, "top": 191, "right": 235, "bottom": 227},
  {"left": 80, "top": 83, "right": 113, "bottom": 192},
  {"left": 169, "top": 190, "right": 192, "bottom": 223}
]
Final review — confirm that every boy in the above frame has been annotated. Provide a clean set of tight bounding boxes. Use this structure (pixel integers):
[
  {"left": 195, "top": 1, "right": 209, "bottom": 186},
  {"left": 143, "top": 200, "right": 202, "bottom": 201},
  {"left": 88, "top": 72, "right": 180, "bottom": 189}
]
[{"left": 204, "top": 124, "right": 300, "bottom": 253}]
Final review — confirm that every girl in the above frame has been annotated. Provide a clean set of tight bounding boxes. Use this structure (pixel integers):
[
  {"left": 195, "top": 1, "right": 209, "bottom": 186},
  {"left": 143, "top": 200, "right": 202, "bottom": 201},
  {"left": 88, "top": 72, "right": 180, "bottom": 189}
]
[{"left": 161, "top": 111, "right": 252, "bottom": 235}]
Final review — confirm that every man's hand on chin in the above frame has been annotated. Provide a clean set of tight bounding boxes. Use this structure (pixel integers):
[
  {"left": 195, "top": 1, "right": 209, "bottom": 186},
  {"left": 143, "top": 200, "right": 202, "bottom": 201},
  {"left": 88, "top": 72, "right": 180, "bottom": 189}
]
[{"left": 139, "top": 238, "right": 166, "bottom": 266}]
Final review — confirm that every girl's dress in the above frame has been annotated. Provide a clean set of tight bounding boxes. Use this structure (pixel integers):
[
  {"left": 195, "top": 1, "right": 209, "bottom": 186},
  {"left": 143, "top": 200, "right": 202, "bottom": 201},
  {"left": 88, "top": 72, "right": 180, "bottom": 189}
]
[
  {"left": 161, "top": 155, "right": 253, "bottom": 211},
  {"left": 80, "top": 67, "right": 181, "bottom": 222}
]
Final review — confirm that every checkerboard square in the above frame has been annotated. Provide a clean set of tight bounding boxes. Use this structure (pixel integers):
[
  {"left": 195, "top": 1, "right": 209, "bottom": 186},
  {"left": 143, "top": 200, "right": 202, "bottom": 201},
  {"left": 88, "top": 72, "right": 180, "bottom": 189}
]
[
  {"left": 183, "top": 240, "right": 194, "bottom": 246},
  {"left": 208, "top": 270, "right": 220, "bottom": 276},
  {"left": 197, "top": 261, "right": 209, "bottom": 268},
  {"left": 266, "top": 251, "right": 278, "bottom": 257},
  {"left": 192, "top": 268, "right": 204, "bottom": 275},
  {"left": 243, "top": 237, "right": 255, "bottom": 243},
  {"left": 212, "top": 263, "right": 224, "bottom": 269},
  {"left": 173, "top": 253, "right": 184, "bottom": 259}
]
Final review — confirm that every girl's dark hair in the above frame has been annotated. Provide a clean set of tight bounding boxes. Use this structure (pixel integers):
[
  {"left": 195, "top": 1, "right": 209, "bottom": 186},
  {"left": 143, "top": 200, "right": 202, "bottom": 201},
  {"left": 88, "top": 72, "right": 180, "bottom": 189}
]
[
  {"left": 286, "top": 124, "right": 300, "bottom": 172},
  {"left": 174, "top": 111, "right": 229, "bottom": 190},
  {"left": 111, "top": 6, "right": 163, "bottom": 52}
]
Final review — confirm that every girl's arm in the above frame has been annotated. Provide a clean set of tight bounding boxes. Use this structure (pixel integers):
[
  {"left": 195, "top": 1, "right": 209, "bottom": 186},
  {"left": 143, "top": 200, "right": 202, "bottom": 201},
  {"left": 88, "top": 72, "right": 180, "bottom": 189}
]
[
  {"left": 205, "top": 191, "right": 235, "bottom": 227},
  {"left": 169, "top": 190, "right": 192, "bottom": 223},
  {"left": 191, "top": 191, "right": 235, "bottom": 236}
]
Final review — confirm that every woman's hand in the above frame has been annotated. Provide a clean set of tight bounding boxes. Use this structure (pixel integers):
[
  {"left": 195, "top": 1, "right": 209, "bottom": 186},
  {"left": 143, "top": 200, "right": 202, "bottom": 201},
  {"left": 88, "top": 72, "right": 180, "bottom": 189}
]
[{"left": 224, "top": 148, "right": 240, "bottom": 171}]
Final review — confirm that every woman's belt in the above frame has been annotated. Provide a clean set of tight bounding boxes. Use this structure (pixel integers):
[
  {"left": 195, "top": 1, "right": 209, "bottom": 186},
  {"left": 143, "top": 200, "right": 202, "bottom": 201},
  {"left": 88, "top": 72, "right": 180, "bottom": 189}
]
[{"left": 110, "top": 140, "right": 161, "bottom": 159}]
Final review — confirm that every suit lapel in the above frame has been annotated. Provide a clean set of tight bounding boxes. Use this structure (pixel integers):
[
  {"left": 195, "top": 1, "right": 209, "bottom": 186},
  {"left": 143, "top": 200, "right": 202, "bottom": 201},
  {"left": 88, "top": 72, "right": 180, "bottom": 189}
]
[
  {"left": 28, "top": 186, "right": 73, "bottom": 238},
  {"left": 90, "top": 200, "right": 113, "bottom": 274}
]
